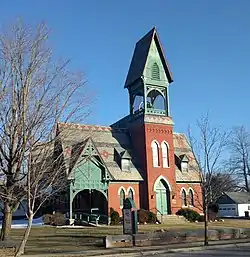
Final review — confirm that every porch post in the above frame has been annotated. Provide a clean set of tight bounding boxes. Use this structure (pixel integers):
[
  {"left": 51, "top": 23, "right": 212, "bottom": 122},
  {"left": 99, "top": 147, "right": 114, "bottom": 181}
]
[{"left": 69, "top": 183, "right": 74, "bottom": 225}]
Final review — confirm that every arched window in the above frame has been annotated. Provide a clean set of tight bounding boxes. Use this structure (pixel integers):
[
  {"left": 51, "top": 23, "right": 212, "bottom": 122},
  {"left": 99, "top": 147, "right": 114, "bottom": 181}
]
[
  {"left": 151, "top": 62, "right": 160, "bottom": 80},
  {"left": 119, "top": 188, "right": 125, "bottom": 207},
  {"left": 151, "top": 140, "right": 160, "bottom": 167},
  {"left": 128, "top": 188, "right": 134, "bottom": 200},
  {"left": 181, "top": 189, "right": 187, "bottom": 206},
  {"left": 189, "top": 189, "right": 194, "bottom": 206},
  {"left": 161, "top": 142, "right": 169, "bottom": 168}
]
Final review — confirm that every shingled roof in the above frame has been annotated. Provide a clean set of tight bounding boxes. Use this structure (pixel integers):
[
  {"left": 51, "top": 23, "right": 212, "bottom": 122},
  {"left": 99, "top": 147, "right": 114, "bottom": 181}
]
[
  {"left": 56, "top": 123, "right": 200, "bottom": 183},
  {"left": 124, "top": 27, "right": 173, "bottom": 88},
  {"left": 57, "top": 122, "right": 143, "bottom": 181},
  {"left": 223, "top": 192, "right": 250, "bottom": 204},
  {"left": 173, "top": 133, "right": 201, "bottom": 182}
]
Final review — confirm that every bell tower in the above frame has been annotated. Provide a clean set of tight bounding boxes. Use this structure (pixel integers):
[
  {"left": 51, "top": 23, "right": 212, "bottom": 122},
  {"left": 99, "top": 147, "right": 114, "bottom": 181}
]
[
  {"left": 125, "top": 27, "right": 173, "bottom": 118},
  {"left": 124, "top": 28, "right": 177, "bottom": 213}
]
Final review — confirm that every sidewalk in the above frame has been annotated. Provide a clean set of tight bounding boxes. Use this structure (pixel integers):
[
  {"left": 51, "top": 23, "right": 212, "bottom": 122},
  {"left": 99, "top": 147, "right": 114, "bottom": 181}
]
[{"left": 23, "top": 238, "right": 250, "bottom": 257}]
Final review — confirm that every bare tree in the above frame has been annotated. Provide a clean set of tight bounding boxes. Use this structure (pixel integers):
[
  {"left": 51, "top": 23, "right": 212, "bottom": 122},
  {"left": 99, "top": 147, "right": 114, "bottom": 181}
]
[
  {"left": 188, "top": 114, "right": 229, "bottom": 246},
  {"left": 208, "top": 172, "right": 240, "bottom": 202},
  {"left": 228, "top": 126, "right": 250, "bottom": 192},
  {"left": 0, "top": 20, "right": 90, "bottom": 242},
  {"left": 15, "top": 135, "right": 65, "bottom": 256}
]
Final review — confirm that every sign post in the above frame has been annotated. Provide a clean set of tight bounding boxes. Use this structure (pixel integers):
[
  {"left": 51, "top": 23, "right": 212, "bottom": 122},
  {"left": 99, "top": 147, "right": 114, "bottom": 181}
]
[{"left": 122, "top": 198, "right": 138, "bottom": 235}]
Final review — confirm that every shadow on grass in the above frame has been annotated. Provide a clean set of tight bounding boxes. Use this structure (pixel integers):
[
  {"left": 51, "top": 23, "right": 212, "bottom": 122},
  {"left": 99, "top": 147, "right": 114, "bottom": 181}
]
[{"left": 44, "top": 235, "right": 101, "bottom": 239}]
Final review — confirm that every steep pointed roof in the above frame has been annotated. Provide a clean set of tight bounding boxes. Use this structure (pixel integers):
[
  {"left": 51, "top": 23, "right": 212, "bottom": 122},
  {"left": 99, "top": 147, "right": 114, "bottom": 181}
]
[
  {"left": 124, "top": 27, "right": 173, "bottom": 88},
  {"left": 121, "top": 149, "right": 132, "bottom": 159},
  {"left": 179, "top": 154, "right": 189, "bottom": 162}
]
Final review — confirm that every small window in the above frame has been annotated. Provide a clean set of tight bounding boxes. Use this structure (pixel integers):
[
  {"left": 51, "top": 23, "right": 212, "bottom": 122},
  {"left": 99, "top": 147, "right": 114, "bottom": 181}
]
[
  {"left": 232, "top": 208, "right": 236, "bottom": 210},
  {"left": 161, "top": 142, "right": 169, "bottom": 168},
  {"left": 181, "top": 189, "right": 187, "bottom": 206},
  {"left": 223, "top": 208, "right": 226, "bottom": 210},
  {"left": 119, "top": 189, "right": 125, "bottom": 207},
  {"left": 128, "top": 188, "right": 134, "bottom": 200},
  {"left": 122, "top": 159, "right": 130, "bottom": 172},
  {"left": 151, "top": 62, "right": 160, "bottom": 80},
  {"left": 189, "top": 189, "right": 194, "bottom": 206},
  {"left": 181, "top": 162, "right": 188, "bottom": 172},
  {"left": 227, "top": 208, "right": 231, "bottom": 210},
  {"left": 248, "top": 206, "right": 250, "bottom": 210},
  {"left": 151, "top": 140, "right": 160, "bottom": 167}
]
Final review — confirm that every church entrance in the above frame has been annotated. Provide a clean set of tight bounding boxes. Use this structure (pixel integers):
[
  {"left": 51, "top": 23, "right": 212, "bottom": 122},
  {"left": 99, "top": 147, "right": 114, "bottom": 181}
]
[
  {"left": 155, "top": 179, "right": 171, "bottom": 215},
  {"left": 72, "top": 189, "right": 108, "bottom": 224},
  {"left": 68, "top": 138, "right": 110, "bottom": 224}
]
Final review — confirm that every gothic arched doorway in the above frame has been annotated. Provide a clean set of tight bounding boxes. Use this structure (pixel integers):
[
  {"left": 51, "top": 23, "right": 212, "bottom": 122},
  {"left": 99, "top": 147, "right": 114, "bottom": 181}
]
[
  {"left": 72, "top": 189, "right": 108, "bottom": 221},
  {"left": 154, "top": 177, "right": 171, "bottom": 215}
]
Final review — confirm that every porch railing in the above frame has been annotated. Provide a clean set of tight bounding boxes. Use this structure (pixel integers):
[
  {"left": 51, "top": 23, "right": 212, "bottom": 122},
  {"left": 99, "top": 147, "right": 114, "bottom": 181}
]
[{"left": 69, "top": 211, "right": 109, "bottom": 225}]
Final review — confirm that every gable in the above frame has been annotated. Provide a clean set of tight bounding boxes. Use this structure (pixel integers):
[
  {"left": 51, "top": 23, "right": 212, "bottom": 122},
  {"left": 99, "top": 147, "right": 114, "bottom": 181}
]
[
  {"left": 217, "top": 194, "right": 236, "bottom": 204},
  {"left": 143, "top": 39, "right": 169, "bottom": 84},
  {"left": 69, "top": 137, "right": 111, "bottom": 180},
  {"left": 124, "top": 28, "right": 173, "bottom": 88}
]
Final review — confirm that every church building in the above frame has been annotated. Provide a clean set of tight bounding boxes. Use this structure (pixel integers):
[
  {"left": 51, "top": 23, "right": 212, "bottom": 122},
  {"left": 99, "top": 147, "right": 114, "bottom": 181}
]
[{"left": 55, "top": 28, "right": 203, "bottom": 223}]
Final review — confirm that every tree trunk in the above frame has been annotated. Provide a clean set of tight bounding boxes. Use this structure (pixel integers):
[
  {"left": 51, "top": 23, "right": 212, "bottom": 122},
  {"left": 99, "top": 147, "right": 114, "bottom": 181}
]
[
  {"left": 0, "top": 203, "right": 12, "bottom": 241},
  {"left": 15, "top": 214, "right": 34, "bottom": 257},
  {"left": 204, "top": 204, "right": 209, "bottom": 246}
]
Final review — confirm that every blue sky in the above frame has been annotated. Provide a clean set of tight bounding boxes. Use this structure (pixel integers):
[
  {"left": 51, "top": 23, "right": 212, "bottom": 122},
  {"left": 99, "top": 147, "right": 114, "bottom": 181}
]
[{"left": 1, "top": 1, "right": 249, "bottom": 134}]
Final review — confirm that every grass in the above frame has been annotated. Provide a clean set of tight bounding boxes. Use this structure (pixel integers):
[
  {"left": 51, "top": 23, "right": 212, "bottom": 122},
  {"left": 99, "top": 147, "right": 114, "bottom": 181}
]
[{"left": 9, "top": 219, "right": 250, "bottom": 255}]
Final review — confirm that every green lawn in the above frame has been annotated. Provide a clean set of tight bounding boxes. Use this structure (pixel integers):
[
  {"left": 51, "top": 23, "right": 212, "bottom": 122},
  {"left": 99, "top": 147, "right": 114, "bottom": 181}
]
[{"left": 9, "top": 220, "right": 250, "bottom": 255}]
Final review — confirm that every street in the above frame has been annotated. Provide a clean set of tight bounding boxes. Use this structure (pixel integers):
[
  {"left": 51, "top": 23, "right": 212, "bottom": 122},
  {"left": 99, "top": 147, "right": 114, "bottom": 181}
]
[{"left": 152, "top": 245, "right": 250, "bottom": 257}]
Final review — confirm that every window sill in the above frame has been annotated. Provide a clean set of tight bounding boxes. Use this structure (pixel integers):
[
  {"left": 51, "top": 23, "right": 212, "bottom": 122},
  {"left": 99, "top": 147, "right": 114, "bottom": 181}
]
[{"left": 153, "top": 165, "right": 161, "bottom": 168}]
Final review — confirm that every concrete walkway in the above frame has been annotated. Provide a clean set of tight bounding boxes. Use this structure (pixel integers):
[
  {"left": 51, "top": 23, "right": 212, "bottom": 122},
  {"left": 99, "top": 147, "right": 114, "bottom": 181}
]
[{"left": 23, "top": 238, "right": 250, "bottom": 257}]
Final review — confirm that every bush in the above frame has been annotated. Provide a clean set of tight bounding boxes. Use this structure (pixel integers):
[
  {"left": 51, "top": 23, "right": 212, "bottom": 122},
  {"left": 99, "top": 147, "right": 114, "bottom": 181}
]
[
  {"left": 176, "top": 208, "right": 200, "bottom": 222},
  {"left": 208, "top": 203, "right": 219, "bottom": 221},
  {"left": 148, "top": 211, "right": 157, "bottom": 223},
  {"left": 52, "top": 212, "right": 65, "bottom": 226},
  {"left": 43, "top": 214, "right": 53, "bottom": 225},
  {"left": 137, "top": 209, "right": 158, "bottom": 224},
  {"left": 43, "top": 212, "right": 65, "bottom": 226},
  {"left": 137, "top": 209, "right": 148, "bottom": 224},
  {"left": 110, "top": 208, "right": 120, "bottom": 225}
]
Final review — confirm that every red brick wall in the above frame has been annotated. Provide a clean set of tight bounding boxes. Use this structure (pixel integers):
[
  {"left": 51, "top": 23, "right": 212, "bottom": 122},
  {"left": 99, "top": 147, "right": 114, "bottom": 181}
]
[
  {"left": 108, "top": 183, "right": 140, "bottom": 216},
  {"left": 125, "top": 118, "right": 203, "bottom": 216},
  {"left": 128, "top": 123, "right": 148, "bottom": 210},
  {"left": 173, "top": 183, "right": 203, "bottom": 214},
  {"left": 144, "top": 123, "right": 177, "bottom": 212}
]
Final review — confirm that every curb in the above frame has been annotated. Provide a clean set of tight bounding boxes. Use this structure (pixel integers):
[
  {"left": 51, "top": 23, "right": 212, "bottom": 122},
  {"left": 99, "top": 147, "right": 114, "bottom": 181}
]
[
  {"left": 23, "top": 239, "right": 250, "bottom": 257},
  {"left": 91, "top": 242, "right": 250, "bottom": 257}
]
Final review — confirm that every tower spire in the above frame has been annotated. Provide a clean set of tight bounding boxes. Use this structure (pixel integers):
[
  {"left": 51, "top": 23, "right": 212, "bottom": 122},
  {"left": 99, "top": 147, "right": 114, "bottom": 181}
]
[{"left": 125, "top": 28, "right": 173, "bottom": 117}]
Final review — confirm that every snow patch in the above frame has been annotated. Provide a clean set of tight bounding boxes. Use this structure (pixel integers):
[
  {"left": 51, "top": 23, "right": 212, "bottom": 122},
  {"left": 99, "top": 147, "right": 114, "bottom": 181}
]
[{"left": 0, "top": 217, "right": 44, "bottom": 229}]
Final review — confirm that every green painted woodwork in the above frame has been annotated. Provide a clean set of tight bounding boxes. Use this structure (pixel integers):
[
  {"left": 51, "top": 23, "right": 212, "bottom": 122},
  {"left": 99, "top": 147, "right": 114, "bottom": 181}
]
[
  {"left": 155, "top": 180, "right": 170, "bottom": 215},
  {"left": 68, "top": 139, "right": 110, "bottom": 221},
  {"left": 128, "top": 36, "right": 170, "bottom": 117},
  {"left": 143, "top": 39, "right": 169, "bottom": 85},
  {"left": 72, "top": 159, "right": 108, "bottom": 197}
]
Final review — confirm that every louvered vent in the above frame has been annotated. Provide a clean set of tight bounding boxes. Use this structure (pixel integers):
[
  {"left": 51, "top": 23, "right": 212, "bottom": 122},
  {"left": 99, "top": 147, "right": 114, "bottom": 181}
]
[{"left": 151, "top": 62, "right": 160, "bottom": 80}]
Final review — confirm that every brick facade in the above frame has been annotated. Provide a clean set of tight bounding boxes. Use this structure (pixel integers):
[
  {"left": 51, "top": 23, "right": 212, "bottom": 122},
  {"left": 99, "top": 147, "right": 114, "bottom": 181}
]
[{"left": 108, "top": 183, "right": 140, "bottom": 216}]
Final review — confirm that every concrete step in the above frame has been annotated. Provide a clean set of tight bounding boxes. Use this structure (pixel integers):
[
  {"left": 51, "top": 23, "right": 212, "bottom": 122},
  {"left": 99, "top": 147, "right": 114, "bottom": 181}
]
[{"left": 157, "top": 214, "right": 189, "bottom": 224}]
